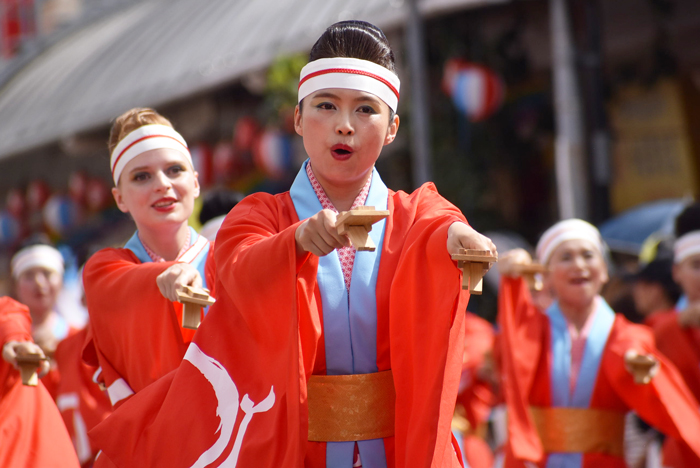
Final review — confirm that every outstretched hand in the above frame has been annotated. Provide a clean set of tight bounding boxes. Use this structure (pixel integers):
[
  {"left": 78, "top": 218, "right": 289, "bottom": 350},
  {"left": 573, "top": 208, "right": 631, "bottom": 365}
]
[
  {"left": 157, "top": 263, "right": 203, "bottom": 302},
  {"left": 295, "top": 209, "right": 351, "bottom": 257},
  {"left": 498, "top": 248, "right": 533, "bottom": 277},
  {"left": 446, "top": 222, "right": 497, "bottom": 257},
  {"left": 2, "top": 341, "right": 50, "bottom": 377}
]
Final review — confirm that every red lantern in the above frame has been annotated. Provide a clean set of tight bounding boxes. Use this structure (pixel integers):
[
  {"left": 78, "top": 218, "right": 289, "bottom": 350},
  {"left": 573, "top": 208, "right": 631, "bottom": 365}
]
[
  {"left": 68, "top": 171, "right": 89, "bottom": 205},
  {"left": 26, "top": 180, "right": 50, "bottom": 212},
  {"left": 86, "top": 178, "right": 111, "bottom": 212},
  {"left": 190, "top": 143, "right": 213, "bottom": 188},
  {"left": 233, "top": 117, "right": 260, "bottom": 152},
  {"left": 212, "top": 141, "right": 235, "bottom": 184},
  {"left": 6, "top": 188, "right": 25, "bottom": 218}
]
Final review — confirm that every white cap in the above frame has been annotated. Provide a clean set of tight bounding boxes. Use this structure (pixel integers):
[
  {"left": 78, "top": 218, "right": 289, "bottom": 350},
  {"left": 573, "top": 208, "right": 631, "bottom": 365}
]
[
  {"left": 536, "top": 219, "right": 604, "bottom": 265},
  {"left": 11, "top": 245, "right": 64, "bottom": 279},
  {"left": 674, "top": 231, "right": 700, "bottom": 264}
]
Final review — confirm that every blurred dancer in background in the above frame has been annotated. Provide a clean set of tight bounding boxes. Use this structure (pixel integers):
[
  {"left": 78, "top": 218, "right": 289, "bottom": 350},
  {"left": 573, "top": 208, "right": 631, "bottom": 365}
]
[{"left": 497, "top": 218, "right": 700, "bottom": 468}]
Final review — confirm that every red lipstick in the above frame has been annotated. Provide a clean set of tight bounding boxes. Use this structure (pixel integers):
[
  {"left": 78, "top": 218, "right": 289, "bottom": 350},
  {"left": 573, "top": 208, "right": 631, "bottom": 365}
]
[{"left": 331, "top": 144, "right": 354, "bottom": 161}]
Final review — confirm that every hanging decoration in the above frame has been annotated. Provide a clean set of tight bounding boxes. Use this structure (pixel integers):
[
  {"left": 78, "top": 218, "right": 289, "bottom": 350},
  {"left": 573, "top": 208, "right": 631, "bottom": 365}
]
[
  {"left": 442, "top": 59, "right": 505, "bottom": 122},
  {"left": 212, "top": 140, "right": 236, "bottom": 184},
  {"left": 191, "top": 143, "right": 213, "bottom": 188},
  {"left": 85, "top": 178, "right": 112, "bottom": 212},
  {"left": 6, "top": 188, "right": 25, "bottom": 218},
  {"left": 0, "top": 211, "right": 21, "bottom": 247},
  {"left": 43, "top": 195, "right": 83, "bottom": 236},
  {"left": 26, "top": 180, "right": 50, "bottom": 212},
  {"left": 253, "top": 129, "right": 293, "bottom": 180},
  {"left": 68, "top": 171, "right": 89, "bottom": 205}
]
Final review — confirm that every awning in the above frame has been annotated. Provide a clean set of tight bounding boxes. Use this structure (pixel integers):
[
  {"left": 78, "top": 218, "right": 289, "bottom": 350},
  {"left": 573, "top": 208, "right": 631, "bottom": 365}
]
[{"left": 0, "top": 0, "right": 504, "bottom": 160}]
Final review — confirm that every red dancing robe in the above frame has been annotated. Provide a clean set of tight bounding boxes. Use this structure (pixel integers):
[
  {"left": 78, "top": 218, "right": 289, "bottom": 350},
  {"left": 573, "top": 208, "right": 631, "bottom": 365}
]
[
  {"left": 82, "top": 228, "right": 215, "bottom": 410},
  {"left": 651, "top": 309, "right": 700, "bottom": 467},
  {"left": 498, "top": 277, "right": 700, "bottom": 468},
  {"left": 90, "top": 179, "right": 470, "bottom": 468},
  {"left": 454, "top": 312, "right": 496, "bottom": 468},
  {"left": 0, "top": 296, "right": 80, "bottom": 468},
  {"left": 55, "top": 327, "right": 112, "bottom": 466}
]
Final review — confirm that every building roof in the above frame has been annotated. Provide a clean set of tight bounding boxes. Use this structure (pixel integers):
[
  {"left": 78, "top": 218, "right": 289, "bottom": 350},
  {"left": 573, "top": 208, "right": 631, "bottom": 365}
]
[{"left": 0, "top": 0, "right": 501, "bottom": 160}]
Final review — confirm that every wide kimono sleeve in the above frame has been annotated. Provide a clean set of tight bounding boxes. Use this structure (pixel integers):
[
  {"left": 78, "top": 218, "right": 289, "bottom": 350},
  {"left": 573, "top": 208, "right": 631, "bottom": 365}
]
[
  {"left": 496, "top": 276, "right": 546, "bottom": 463},
  {"left": 386, "top": 183, "right": 468, "bottom": 468},
  {"left": 89, "top": 193, "right": 320, "bottom": 468},
  {"left": 82, "top": 248, "right": 197, "bottom": 403},
  {"left": 0, "top": 297, "right": 80, "bottom": 468},
  {"left": 602, "top": 318, "right": 700, "bottom": 460}
]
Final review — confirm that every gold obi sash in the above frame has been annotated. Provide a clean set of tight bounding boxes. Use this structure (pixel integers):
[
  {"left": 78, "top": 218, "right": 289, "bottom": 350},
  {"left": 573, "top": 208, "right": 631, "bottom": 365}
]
[
  {"left": 307, "top": 370, "right": 395, "bottom": 442},
  {"left": 530, "top": 407, "right": 625, "bottom": 457}
]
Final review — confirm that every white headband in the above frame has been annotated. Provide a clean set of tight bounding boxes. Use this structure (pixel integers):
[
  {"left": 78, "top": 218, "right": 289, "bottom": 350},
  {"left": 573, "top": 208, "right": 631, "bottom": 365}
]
[
  {"left": 110, "top": 124, "right": 192, "bottom": 185},
  {"left": 298, "top": 57, "right": 400, "bottom": 112},
  {"left": 674, "top": 231, "right": 700, "bottom": 264},
  {"left": 11, "top": 245, "right": 64, "bottom": 279},
  {"left": 536, "top": 219, "right": 603, "bottom": 265}
]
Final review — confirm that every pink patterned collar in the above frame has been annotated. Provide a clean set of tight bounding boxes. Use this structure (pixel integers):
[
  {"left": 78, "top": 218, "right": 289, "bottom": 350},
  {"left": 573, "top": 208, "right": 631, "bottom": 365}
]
[
  {"left": 140, "top": 229, "right": 191, "bottom": 263},
  {"left": 305, "top": 162, "right": 371, "bottom": 213},
  {"left": 306, "top": 162, "right": 372, "bottom": 290}
]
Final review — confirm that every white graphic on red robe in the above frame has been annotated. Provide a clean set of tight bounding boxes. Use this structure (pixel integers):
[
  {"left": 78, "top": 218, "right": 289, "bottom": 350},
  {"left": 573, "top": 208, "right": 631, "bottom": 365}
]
[{"left": 185, "top": 343, "right": 275, "bottom": 468}]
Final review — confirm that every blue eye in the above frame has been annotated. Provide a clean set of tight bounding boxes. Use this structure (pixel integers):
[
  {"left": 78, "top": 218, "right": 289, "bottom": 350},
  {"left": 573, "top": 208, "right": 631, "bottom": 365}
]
[
  {"left": 168, "top": 165, "right": 185, "bottom": 176},
  {"left": 133, "top": 172, "right": 149, "bottom": 182}
]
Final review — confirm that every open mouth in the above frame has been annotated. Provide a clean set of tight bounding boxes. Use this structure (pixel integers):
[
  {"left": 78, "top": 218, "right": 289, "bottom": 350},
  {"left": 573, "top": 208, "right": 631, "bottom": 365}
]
[
  {"left": 570, "top": 278, "right": 590, "bottom": 285},
  {"left": 153, "top": 198, "right": 177, "bottom": 210},
  {"left": 331, "top": 144, "right": 353, "bottom": 160}
]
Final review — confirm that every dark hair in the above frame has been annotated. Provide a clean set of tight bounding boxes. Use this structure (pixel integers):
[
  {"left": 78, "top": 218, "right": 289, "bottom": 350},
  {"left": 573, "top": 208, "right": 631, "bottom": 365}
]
[
  {"left": 199, "top": 190, "right": 244, "bottom": 225},
  {"left": 675, "top": 202, "right": 700, "bottom": 238},
  {"left": 309, "top": 20, "right": 396, "bottom": 74},
  {"left": 301, "top": 21, "right": 397, "bottom": 121}
]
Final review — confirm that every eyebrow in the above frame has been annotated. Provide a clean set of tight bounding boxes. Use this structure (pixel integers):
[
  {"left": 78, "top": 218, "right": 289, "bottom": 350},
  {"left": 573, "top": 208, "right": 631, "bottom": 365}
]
[
  {"left": 128, "top": 161, "right": 185, "bottom": 173},
  {"left": 311, "top": 92, "right": 382, "bottom": 106}
]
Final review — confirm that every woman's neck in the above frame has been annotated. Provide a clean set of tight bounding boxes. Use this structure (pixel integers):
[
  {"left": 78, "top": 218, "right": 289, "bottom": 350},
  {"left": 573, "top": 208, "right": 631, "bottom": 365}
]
[
  {"left": 315, "top": 171, "right": 371, "bottom": 213},
  {"left": 558, "top": 296, "right": 598, "bottom": 332},
  {"left": 30, "top": 308, "right": 53, "bottom": 327},
  {"left": 138, "top": 222, "right": 190, "bottom": 261}
]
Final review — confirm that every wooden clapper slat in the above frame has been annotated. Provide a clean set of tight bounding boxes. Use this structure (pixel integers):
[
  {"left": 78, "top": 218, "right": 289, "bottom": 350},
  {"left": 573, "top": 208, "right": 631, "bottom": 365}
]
[
  {"left": 176, "top": 285, "right": 216, "bottom": 330},
  {"left": 15, "top": 352, "right": 46, "bottom": 386},
  {"left": 513, "top": 263, "right": 548, "bottom": 291},
  {"left": 335, "top": 206, "right": 390, "bottom": 252},
  {"left": 451, "top": 249, "right": 498, "bottom": 295}
]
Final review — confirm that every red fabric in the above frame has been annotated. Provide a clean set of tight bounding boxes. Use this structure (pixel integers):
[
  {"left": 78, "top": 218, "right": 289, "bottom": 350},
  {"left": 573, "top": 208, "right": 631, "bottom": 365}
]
[
  {"left": 90, "top": 182, "right": 469, "bottom": 468},
  {"left": 55, "top": 328, "right": 112, "bottom": 465},
  {"left": 498, "top": 277, "right": 700, "bottom": 468},
  {"left": 456, "top": 313, "right": 495, "bottom": 468},
  {"left": 0, "top": 296, "right": 80, "bottom": 468},
  {"left": 462, "top": 436, "right": 494, "bottom": 468},
  {"left": 457, "top": 313, "right": 496, "bottom": 434},
  {"left": 82, "top": 245, "right": 216, "bottom": 406},
  {"left": 651, "top": 310, "right": 700, "bottom": 468}
]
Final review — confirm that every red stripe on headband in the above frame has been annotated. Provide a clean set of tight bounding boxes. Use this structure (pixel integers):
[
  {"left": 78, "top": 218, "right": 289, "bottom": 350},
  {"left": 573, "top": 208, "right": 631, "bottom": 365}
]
[
  {"left": 299, "top": 68, "right": 400, "bottom": 100},
  {"left": 111, "top": 134, "right": 188, "bottom": 178}
]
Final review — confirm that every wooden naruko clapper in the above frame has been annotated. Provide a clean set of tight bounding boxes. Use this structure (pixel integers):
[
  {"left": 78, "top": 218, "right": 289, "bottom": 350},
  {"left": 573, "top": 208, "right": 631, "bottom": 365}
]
[
  {"left": 513, "top": 263, "right": 548, "bottom": 291},
  {"left": 15, "top": 352, "right": 46, "bottom": 386},
  {"left": 176, "top": 285, "right": 216, "bottom": 330},
  {"left": 335, "top": 206, "right": 390, "bottom": 252},
  {"left": 451, "top": 249, "right": 498, "bottom": 295}
]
